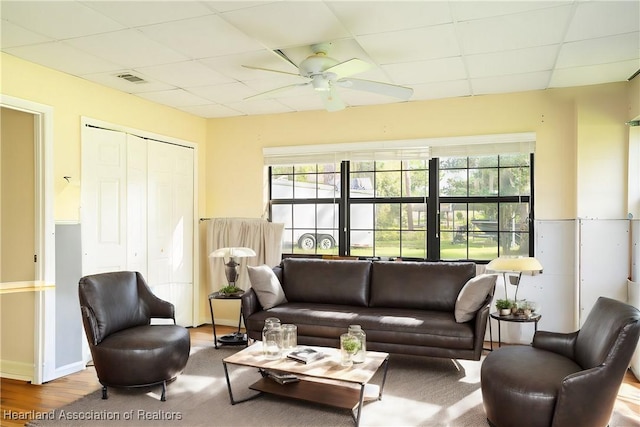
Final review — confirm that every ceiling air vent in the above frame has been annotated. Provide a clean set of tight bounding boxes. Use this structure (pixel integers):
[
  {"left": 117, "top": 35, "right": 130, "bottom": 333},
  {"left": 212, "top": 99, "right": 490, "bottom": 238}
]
[{"left": 116, "top": 73, "right": 147, "bottom": 84}]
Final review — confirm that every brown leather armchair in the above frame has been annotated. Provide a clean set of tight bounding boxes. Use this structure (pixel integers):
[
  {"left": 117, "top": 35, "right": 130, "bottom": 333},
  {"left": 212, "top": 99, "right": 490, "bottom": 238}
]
[
  {"left": 79, "top": 271, "right": 190, "bottom": 401},
  {"left": 481, "top": 296, "right": 640, "bottom": 427}
]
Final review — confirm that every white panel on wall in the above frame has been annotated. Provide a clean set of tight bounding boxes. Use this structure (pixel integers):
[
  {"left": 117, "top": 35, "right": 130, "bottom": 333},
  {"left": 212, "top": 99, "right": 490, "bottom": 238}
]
[
  {"left": 533, "top": 220, "right": 576, "bottom": 334},
  {"left": 578, "top": 219, "right": 630, "bottom": 326}
]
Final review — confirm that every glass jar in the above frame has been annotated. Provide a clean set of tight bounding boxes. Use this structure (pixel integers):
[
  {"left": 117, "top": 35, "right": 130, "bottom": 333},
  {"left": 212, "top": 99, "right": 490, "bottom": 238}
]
[
  {"left": 348, "top": 325, "right": 366, "bottom": 363},
  {"left": 340, "top": 333, "right": 360, "bottom": 367},
  {"left": 262, "top": 317, "right": 282, "bottom": 359},
  {"left": 281, "top": 324, "right": 297, "bottom": 351}
]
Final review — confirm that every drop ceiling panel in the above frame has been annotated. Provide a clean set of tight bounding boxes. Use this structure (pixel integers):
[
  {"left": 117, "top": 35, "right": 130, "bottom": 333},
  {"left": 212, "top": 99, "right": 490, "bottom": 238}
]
[
  {"left": 1, "top": 20, "right": 53, "bottom": 48},
  {"left": 465, "top": 45, "right": 559, "bottom": 78},
  {"left": 137, "top": 88, "right": 211, "bottom": 107},
  {"left": 136, "top": 60, "right": 235, "bottom": 88},
  {"left": 193, "top": 82, "right": 257, "bottom": 104},
  {"left": 0, "top": 1, "right": 124, "bottom": 39},
  {"left": 410, "top": 80, "right": 471, "bottom": 100},
  {"left": 4, "top": 41, "right": 122, "bottom": 75},
  {"left": 551, "top": 60, "right": 640, "bottom": 87},
  {"left": 138, "top": 14, "right": 265, "bottom": 60},
  {"left": 564, "top": 1, "right": 640, "bottom": 41},
  {"left": 457, "top": 5, "right": 573, "bottom": 55},
  {"left": 356, "top": 24, "right": 461, "bottom": 64},
  {"left": 555, "top": 33, "right": 640, "bottom": 68},
  {"left": 220, "top": 2, "right": 351, "bottom": 49},
  {"left": 65, "top": 29, "right": 188, "bottom": 68},
  {"left": 80, "top": 0, "right": 213, "bottom": 27},
  {"left": 471, "top": 70, "right": 551, "bottom": 95},
  {"left": 80, "top": 70, "right": 175, "bottom": 94},
  {"left": 450, "top": 1, "right": 567, "bottom": 22},
  {"left": 328, "top": 1, "right": 453, "bottom": 35},
  {"left": 381, "top": 57, "right": 467, "bottom": 85}
]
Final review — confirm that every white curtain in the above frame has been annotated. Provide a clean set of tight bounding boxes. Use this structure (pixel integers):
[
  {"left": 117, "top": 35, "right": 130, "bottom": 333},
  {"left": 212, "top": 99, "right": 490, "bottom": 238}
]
[{"left": 206, "top": 218, "right": 284, "bottom": 292}]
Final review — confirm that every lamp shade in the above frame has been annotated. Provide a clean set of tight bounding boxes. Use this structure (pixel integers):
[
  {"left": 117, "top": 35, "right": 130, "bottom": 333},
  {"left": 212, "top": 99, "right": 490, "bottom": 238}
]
[
  {"left": 209, "top": 247, "right": 256, "bottom": 258},
  {"left": 486, "top": 256, "right": 543, "bottom": 273}
]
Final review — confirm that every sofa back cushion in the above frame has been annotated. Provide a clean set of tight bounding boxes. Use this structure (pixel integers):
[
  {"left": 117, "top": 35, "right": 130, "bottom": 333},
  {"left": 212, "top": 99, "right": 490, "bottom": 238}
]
[
  {"left": 281, "top": 258, "right": 371, "bottom": 306},
  {"left": 370, "top": 261, "right": 476, "bottom": 311}
]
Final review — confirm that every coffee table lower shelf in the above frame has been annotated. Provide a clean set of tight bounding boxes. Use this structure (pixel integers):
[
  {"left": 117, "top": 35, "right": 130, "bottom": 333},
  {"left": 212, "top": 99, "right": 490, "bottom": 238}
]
[{"left": 249, "top": 377, "right": 367, "bottom": 410}]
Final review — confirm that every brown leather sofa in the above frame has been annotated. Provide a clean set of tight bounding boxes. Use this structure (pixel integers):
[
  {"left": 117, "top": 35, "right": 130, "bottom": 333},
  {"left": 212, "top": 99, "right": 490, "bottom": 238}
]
[
  {"left": 481, "top": 296, "right": 640, "bottom": 427},
  {"left": 241, "top": 258, "right": 492, "bottom": 360},
  {"left": 79, "top": 271, "right": 191, "bottom": 401}
]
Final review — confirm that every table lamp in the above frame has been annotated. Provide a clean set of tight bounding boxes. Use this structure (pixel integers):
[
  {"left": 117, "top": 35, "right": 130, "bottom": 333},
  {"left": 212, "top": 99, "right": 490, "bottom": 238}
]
[
  {"left": 486, "top": 256, "right": 543, "bottom": 302},
  {"left": 209, "top": 247, "right": 256, "bottom": 288}
]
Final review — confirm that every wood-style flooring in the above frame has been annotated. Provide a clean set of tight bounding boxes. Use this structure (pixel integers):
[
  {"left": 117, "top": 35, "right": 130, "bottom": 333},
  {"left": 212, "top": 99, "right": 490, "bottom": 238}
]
[{"left": 1, "top": 325, "right": 638, "bottom": 427}]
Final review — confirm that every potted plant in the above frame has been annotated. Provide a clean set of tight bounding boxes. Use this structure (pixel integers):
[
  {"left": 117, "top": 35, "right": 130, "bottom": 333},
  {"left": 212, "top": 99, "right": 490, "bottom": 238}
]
[
  {"left": 219, "top": 285, "right": 243, "bottom": 296},
  {"left": 495, "top": 299, "right": 513, "bottom": 316},
  {"left": 340, "top": 334, "right": 361, "bottom": 367}
]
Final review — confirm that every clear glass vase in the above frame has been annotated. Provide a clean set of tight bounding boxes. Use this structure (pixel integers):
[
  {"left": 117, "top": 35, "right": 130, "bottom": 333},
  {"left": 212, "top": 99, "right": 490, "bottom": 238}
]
[
  {"left": 348, "top": 325, "right": 366, "bottom": 363},
  {"left": 262, "top": 317, "right": 282, "bottom": 359},
  {"left": 340, "top": 333, "right": 360, "bottom": 367}
]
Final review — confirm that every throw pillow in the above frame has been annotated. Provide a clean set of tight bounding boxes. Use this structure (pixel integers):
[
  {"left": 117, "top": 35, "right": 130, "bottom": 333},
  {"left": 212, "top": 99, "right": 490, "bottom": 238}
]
[
  {"left": 454, "top": 274, "right": 497, "bottom": 323},
  {"left": 247, "top": 264, "right": 287, "bottom": 309}
]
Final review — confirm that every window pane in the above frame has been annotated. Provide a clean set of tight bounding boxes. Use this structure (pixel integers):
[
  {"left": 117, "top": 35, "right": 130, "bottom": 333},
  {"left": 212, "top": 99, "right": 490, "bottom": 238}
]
[
  {"left": 375, "top": 160, "right": 401, "bottom": 171},
  {"left": 499, "top": 166, "right": 530, "bottom": 196},
  {"left": 293, "top": 204, "right": 315, "bottom": 228},
  {"left": 271, "top": 175, "right": 293, "bottom": 199},
  {"left": 375, "top": 203, "right": 400, "bottom": 229},
  {"left": 351, "top": 203, "right": 374, "bottom": 230},
  {"left": 317, "top": 203, "right": 338, "bottom": 228},
  {"left": 293, "top": 229, "right": 317, "bottom": 254},
  {"left": 469, "top": 168, "right": 498, "bottom": 196},
  {"left": 403, "top": 202, "right": 427, "bottom": 229},
  {"left": 375, "top": 171, "right": 401, "bottom": 197},
  {"left": 352, "top": 160, "right": 375, "bottom": 172},
  {"left": 272, "top": 165, "right": 293, "bottom": 175},
  {"left": 406, "top": 159, "right": 428, "bottom": 170},
  {"left": 350, "top": 231, "right": 373, "bottom": 256},
  {"left": 350, "top": 171, "right": 374, "bottom": 198},
  {"left": 500, "top": 153, "right": 529, "bottom": 167},
  {"left": 439, "top": 157, "right": 467, "bottom": 169},
  {"left": 469, "top": 155, "right": 498, "bottom": 168},
  {"left": 375, "top": 230, "right": 399, "bottom": 257},
  {"left": 403, "top": 169, "right": 428, "bottom": 197},
  {"left": 439, "top": 169, "right": 467, "bottom": 196},
  {"left": 293, "top": 172, "right": 317, "bottom": 199},
  {"left": 401, "top": 230, "right": 426, "bottom": 258},
  {"left": 271, "top": 204, "right": 292, "bottom": 228}
]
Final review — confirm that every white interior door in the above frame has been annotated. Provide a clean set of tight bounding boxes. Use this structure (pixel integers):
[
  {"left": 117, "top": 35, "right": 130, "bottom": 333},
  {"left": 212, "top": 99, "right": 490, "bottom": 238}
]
[
  {"left": 147, "top": 141, "right": 194, "bottom": 326},
  {"left": 81, "top": 127, "right": 127, "bottom": 274},
  {"left": 82, "top": 122, "right": 195, "bottom": 327},
  {"left": 126, "top": 135, "right": 148, "bottom": 278}
]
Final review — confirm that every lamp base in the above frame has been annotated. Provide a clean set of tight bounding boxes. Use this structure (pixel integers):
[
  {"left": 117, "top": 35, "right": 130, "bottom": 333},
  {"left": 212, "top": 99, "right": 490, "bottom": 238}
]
[{"left": 217, "top": 332, "right": 247, "bottom": 345}]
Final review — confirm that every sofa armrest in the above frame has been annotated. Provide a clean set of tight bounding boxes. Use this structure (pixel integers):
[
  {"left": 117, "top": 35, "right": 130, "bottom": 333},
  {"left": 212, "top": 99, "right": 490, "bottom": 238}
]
[
  {"left": 241, "top": 288, "right": 262, "bottom": 324},
  {"left": 532, "top": 330, "right": 578, "bottom": 360},
  {"left": 471, "top": 296, "right": 492, "bottom": 360}
]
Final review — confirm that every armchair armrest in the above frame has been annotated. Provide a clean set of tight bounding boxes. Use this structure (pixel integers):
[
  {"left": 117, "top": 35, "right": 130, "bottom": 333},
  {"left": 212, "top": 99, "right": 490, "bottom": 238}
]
[
  {"left": 532, "top": 330, "right": 578, "bottom": 360},
  {"left": 146, "top": 297, "right": 176, "bottom": 321}
]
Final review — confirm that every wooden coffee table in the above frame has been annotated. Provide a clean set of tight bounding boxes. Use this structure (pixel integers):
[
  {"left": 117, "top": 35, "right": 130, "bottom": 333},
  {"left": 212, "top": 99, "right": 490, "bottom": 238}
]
[{"left": 222, "top": 343, "right": 390, "bottom": 426}]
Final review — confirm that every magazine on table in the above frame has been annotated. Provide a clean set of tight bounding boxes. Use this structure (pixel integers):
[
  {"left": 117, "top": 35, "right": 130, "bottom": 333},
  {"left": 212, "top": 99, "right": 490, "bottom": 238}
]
[{"left": 286, "top": 347, "right": 325, "bottom": 364}]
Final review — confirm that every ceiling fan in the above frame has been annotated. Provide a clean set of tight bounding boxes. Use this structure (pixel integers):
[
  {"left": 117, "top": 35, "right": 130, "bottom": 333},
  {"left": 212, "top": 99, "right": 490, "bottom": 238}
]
[{"left": 243, "top": 43, "right": 413, "bottom": 112}]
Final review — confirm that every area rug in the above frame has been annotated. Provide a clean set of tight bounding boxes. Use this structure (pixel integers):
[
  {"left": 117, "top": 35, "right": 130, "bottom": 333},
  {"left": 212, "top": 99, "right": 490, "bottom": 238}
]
[{"left": 26, "top": 345, "right": 635, "bottom": 427}]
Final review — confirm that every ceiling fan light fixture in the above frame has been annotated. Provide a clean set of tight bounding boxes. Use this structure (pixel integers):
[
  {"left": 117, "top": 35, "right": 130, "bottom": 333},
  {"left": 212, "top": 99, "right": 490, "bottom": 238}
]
[{"left": 311, "top": 75, "right": 330, "bottom": 92}]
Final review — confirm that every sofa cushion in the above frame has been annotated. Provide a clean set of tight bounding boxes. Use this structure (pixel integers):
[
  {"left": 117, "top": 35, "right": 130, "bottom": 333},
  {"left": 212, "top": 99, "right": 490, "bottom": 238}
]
[
  {"left": 281, "top": 258, "right": 371, "bottom": 306},
  {"left": 455, "top": 274, "right": 497, "bottom": 322},
  {"left": 247, "top": 264, "right": 287, "bottom": 309},
  {"left": 370, "top": 261, "right": 476, "bottom": 311}
]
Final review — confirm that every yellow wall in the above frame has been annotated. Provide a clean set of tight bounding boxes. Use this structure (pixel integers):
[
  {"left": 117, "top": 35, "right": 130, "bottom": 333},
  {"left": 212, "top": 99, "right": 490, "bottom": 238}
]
[{"left": 207, "top": 82, "right": 634, "bottom": 221}]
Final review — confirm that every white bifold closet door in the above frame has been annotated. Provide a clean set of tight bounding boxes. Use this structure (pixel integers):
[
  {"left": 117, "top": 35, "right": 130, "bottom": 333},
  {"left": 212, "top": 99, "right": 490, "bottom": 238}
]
[{"left": 82, "top": 125, "right": 194, "bottom": 326}]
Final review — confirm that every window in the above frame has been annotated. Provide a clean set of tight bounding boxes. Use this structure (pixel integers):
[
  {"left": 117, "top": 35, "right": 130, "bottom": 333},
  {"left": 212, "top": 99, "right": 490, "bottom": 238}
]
[{"left": 266, "top": 134, "right": 534, "bottom": 261}]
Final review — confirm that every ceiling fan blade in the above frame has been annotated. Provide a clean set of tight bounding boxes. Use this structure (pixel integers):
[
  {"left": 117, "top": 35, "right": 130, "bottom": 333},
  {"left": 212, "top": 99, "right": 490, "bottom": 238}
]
[
  {"left": 338, "top": 78, "right": 413, "bottom": 100},
  {"left": 245, "top": 83, "right": 310, "bottom": 100},
  {"left": 241, "top": 65, "right": 300, "bottom": 77},
  {"left": 320, "top": 87, "right": 345, "bottom": 112},
  {"left": 325, "top": 58, "right": 372, "bottom": 79}
]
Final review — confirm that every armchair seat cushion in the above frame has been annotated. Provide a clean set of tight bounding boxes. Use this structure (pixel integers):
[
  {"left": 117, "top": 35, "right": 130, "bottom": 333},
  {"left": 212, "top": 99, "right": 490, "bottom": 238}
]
[
  {"left": 481, "top": 345, "right": 582, "bottom": 426},
  {"left": 91, "top": 324, "right": 190, "bottom": 387}
]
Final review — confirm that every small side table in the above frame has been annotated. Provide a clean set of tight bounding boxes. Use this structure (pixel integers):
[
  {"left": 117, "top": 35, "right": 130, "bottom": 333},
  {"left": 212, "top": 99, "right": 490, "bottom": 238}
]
[
  {"left": 489, "top": 312, "right": 542, "bottom": 350},
  {"left": 208, "top": 291, "right": 247, "bottom": 349}
]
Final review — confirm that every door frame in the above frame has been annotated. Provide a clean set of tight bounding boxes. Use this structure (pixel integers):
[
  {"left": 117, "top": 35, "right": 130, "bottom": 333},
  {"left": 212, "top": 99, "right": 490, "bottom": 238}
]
[
  {"left": 0, "top": 95, "right": 55, "bottom": 384},
  {"left": 80, "top": 117, "right": 200, "bottom": 327}
]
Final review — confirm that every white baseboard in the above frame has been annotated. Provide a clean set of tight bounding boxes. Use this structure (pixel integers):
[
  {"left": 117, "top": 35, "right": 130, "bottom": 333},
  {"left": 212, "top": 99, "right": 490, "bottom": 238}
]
[{"left": 1, "top": 359, "right": 34, "bottom": 382}]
